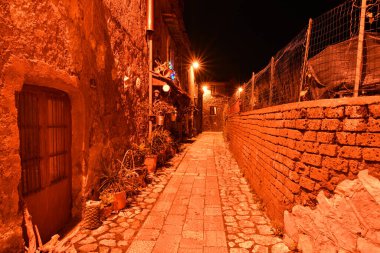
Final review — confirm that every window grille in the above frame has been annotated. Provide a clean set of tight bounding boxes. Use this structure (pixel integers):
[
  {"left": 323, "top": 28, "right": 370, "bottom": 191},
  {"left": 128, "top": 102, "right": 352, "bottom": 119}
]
[{"left": 16, "top": 85, "right": 71, "bottom": 195}]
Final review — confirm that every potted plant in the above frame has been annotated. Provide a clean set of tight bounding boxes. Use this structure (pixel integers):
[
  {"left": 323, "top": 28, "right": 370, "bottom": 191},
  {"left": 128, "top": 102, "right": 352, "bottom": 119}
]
[
  {"left": 152, "top": 100, "right": 176, "bottom": 126},
  {"left": 144, "top": 152, "right": 158, "bottom": 173},
  {"left": 98, "top": 150, "right": 146, "bottom": 215},
  {"left": 148, "top": 129, "right": 175, "bottom": 166},
  {"left": 127, "top": 144, "right": 151, "bottom": 179},
  {"left": 98, "top": 161, "right": 128, "bottom": 212}
]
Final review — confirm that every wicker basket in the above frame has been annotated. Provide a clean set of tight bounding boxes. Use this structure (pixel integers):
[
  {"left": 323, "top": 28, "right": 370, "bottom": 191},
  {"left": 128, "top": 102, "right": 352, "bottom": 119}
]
[{"left": 82, "top": 200, "right": 102, "bottom": 230}]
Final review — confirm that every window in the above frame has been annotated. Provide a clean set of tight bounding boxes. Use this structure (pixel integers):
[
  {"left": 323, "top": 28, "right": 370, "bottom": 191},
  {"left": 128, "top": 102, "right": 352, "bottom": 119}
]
[
  {"left": 210, "top": 85, "right": 216, "bottom": 95},
  {"left": 16, "top": 85, "right": 71, "bottom": 195},
  {"left": 210, "top": 106, "right": 217, "bottom": 115}
]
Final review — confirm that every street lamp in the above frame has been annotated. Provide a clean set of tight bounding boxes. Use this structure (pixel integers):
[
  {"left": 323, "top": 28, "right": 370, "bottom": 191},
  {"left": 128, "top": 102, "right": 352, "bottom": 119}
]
[{"left": 192, "top": 61, "right": 200, "bottom": 69}]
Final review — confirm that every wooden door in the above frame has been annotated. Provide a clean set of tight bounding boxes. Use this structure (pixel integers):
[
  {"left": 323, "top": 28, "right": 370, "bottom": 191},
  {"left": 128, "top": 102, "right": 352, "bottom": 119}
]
[{"left": 16, "top": 85, "right": 72, "bottom": 242}]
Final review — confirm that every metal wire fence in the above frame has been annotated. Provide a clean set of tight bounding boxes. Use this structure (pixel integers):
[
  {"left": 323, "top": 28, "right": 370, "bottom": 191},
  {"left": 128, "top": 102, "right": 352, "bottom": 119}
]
[{"left": 229, "top": 0, "right": 380, "bottom": 113}]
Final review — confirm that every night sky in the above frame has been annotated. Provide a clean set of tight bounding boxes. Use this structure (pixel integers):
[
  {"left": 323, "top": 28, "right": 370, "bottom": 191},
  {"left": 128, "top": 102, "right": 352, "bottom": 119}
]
[{"left": 183, "top": 0, "right": 346, "bottom": 83}]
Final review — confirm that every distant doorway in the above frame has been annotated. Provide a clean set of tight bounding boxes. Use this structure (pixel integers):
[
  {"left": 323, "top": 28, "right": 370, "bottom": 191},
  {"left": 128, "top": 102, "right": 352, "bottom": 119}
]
[
  {"left": 16, "top": 85, "right": 72, "bottom": 242},
  {"left": 209, "top": 106, "right": 222, "bottom": 131}
]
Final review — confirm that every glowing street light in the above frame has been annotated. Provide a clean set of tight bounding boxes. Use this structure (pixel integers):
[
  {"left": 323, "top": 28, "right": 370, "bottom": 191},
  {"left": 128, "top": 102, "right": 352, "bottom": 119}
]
[
  {"left": 202, "top": 86, "right": 208, "bottom": 93},
  {"left": 192, "top": 61, "right": 200, "bottom": 69},
  {"left": 238, "top": 87, "right": 243, "bottom": 92}
]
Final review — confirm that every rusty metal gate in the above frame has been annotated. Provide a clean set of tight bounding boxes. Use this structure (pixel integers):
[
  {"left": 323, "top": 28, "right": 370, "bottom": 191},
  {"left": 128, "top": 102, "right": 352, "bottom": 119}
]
[{"left": 16, "top": 85, "right": 72, "bottom": 242}]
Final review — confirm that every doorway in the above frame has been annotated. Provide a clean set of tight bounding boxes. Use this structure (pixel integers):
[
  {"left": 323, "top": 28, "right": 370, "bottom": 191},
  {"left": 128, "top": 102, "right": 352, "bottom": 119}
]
[{"left": 16, "top": 85, "right": 72, "bottom": 242}]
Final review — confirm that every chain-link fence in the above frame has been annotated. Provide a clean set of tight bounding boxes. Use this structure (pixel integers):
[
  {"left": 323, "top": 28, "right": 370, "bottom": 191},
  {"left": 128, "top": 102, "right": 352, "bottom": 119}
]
[{"left": 229, "top": 0, "right": 380, "bottom": 113}]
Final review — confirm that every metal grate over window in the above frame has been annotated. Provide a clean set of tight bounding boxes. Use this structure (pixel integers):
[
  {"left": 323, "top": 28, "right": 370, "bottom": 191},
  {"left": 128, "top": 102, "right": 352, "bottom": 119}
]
[{"left": 16, "top": 85, "right": 71, "bottom": 195}]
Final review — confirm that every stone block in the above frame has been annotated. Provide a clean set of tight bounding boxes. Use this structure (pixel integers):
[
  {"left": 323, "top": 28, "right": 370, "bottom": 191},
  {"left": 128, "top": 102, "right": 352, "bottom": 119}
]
[
  {"left": 324, "top": 106, "right": 345, "bottom": 119},
  {"left": 322, "top": 157, "right": 349, "bottom": 172},
  {"left": 369, "top": 104, "right": 380, "bottom": 118},
  {"left": 321, "top": 119, "right": 342, "bottom": 131},
  {"left": 319, "top": 144, "right": 338, "bottom": 157},
  {"left": 339, "top": 146, "right": 362, "bottom": 159},
  {"left": 307, "top": 107, "right": 324, "bottom": 119},
  {"left": 336, "top": 132, "right": 356, "bottom": 145},
  {"left": 368, "top": 118, "right": 380, "bottom": 132},
  {"left": 303, "top": 131, "right": 317, "bottom": 142},
  {"left": 345, "top": 105, "right": 368, "bottom": 118},
  {"left": 310, "top": 167, "right": 329, "bottom": 182},
  {"left": 301, "top": 153, "right": 322, "bottom": 167},
  {"left": 356, "top": 133, "right": 380, "bottom": 147},
  {"left": 317, "top": 132, "right": 335, "bottom": 143},
  {"left": 307, "top": 119, "right": 322, "bottom": 130},
  {"left": 363, "top": 148, "right": 380, "bottom": 162},
  {"left": 300, "top": 176, "right": 315, "bottom": 191},
  {"left": 343, "top": 119, "right": 367, "bottom": 132}
]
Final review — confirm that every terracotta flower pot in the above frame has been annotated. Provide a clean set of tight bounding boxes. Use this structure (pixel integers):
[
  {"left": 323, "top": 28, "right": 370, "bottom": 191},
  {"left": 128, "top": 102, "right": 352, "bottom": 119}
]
[
  {"left": 144, "top": 154, "right": 158, "bottom": 173},
  {"left": 157, "top": 115, "right": 165, "bottom": 125},
  {"left": 112, "top": 191, "right": 127, "bottom": 211}
]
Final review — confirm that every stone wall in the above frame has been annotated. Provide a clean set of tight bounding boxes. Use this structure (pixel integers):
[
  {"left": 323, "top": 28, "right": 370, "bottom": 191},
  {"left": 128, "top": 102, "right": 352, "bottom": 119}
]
[
  {"left": 203, "top": 94, "right": 228, "bottom": 131},
  {"left": 225, "top": 96, "right": 380, "bottom": 228},
  {"left": 0, "top": 0, "right": 148, "bottom": 251}
]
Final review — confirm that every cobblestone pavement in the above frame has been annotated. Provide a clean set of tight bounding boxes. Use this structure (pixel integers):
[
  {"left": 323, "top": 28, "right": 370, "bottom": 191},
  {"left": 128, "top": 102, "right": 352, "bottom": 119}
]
[{"left": 60, "top": 132, "right": 289, "bottom": 253}]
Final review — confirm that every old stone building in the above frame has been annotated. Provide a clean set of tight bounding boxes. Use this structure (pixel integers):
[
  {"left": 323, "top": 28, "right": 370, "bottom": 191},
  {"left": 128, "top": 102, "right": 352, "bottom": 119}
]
[
  {"left": 151, "top": 0, "right": 195, "bottom": 139},
  {"left": 201, "top": 81, "right": 229, "bottom": 132},
  {"left": 0, "top": 0, "right": 192, "bottom": 251}
]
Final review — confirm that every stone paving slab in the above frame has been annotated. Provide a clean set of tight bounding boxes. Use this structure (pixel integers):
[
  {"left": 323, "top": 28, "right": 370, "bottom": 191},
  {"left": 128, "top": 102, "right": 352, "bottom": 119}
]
[{"left": 58, "top": 132, "right": 290, "bottom": 253}]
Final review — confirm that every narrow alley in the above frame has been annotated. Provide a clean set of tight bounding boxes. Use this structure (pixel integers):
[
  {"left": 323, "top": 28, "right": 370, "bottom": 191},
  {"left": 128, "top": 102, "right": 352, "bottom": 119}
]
[
  {"left": 61, "top": 132, "right": 289, "bottom": 253},
  {"left": 1, "top": 1, "right": 379, "bottom": 252}
]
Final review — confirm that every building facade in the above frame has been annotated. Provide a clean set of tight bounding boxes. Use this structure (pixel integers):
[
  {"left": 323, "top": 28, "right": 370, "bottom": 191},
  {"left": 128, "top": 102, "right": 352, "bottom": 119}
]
[
  {"left": 201, "top": 82, "right": 230, "bottom": 132},
  {"left": 150, "top": 0, "right": 196, "bottom": 139},
  {"left": 0, "top": 0, "right": 172, "bottom": 250}
]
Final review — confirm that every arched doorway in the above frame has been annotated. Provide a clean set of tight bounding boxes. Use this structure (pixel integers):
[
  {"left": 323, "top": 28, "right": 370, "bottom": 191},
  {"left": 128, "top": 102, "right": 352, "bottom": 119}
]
[{"left": 16, "top": 84, "right": 72, "bottom": 242}]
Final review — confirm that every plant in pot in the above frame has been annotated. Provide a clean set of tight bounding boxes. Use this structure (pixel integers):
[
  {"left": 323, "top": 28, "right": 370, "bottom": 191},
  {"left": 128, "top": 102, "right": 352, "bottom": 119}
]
[
  {"left": 98, "top": 161, "right": 129, "bottom": 215},
  {"left": 123, "top": 145, "right": 149, "bottom": 188},
  {"left": 148, "top": 129, "right": 175, "bottom": 166},
  {"left": 98, "top": 152, "right": 144, "bottom": 216},
  {"left": 152, "top": 100, "right": 176, "bottom": 126},
  {"left": 144, "top": 149, "right": 158, "bottom": 174}
]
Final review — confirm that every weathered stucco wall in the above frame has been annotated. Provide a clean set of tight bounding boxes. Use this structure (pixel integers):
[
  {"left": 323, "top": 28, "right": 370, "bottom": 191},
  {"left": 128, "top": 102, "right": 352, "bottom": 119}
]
[
  {"left": 0, "top": 0, "right": 148, "bottom": 251},
  {"left": 225, "top": 97, "right": 380, "bottom": 230}
]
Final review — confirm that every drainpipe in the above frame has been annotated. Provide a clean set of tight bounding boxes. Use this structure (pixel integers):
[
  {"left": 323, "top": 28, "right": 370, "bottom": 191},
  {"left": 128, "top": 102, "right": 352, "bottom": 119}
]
[{"left": 147, "top": 0, "right": 154, "bottom": 139}]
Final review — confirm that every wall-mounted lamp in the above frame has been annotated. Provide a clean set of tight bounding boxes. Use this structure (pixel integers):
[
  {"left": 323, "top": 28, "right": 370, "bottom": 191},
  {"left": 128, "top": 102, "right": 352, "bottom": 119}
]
[{"left": 163, "top": 84, "right": 170, "bottom": 92}]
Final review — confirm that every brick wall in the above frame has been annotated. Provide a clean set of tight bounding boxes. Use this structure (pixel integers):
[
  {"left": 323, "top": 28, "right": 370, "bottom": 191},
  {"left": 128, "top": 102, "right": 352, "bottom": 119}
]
[{"left": 225, "top": 96, "right": 380, "bottom": 226}]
